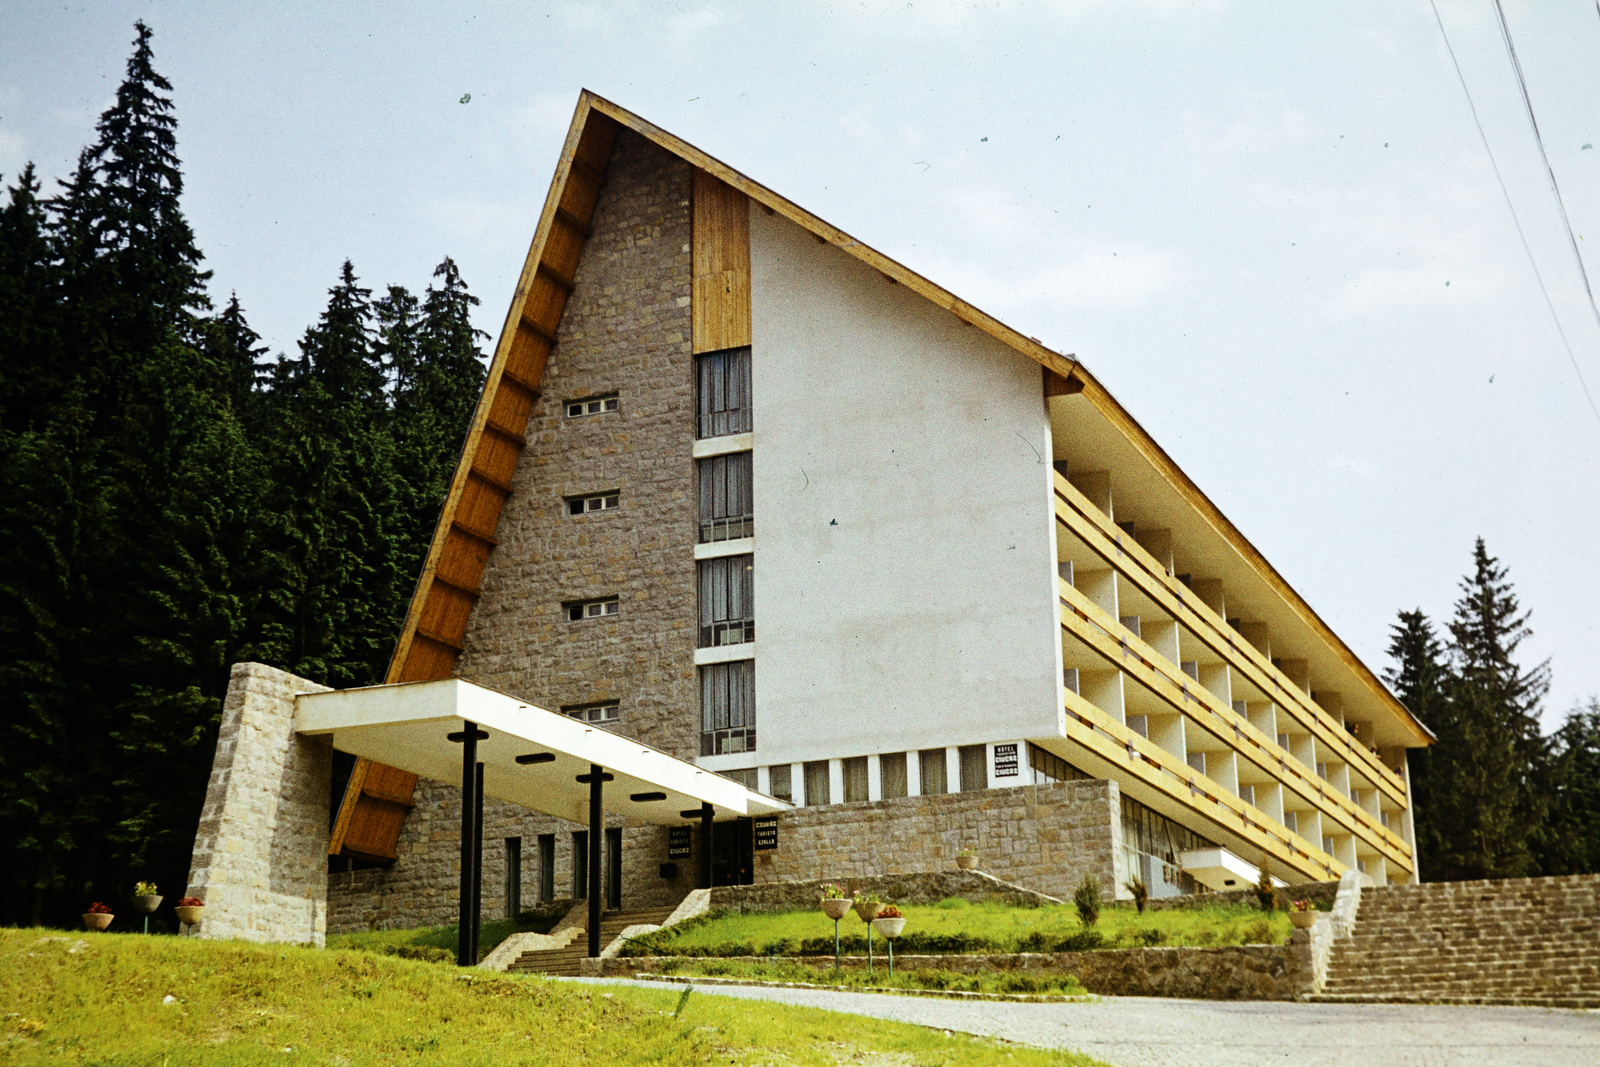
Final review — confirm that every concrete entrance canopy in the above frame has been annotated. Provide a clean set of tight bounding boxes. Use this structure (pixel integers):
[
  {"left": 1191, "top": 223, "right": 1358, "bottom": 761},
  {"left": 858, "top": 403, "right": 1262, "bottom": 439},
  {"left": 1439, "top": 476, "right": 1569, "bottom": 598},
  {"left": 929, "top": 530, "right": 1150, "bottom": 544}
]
[{"left": 295, "top": 677, "right": 788, "bottom": 825}]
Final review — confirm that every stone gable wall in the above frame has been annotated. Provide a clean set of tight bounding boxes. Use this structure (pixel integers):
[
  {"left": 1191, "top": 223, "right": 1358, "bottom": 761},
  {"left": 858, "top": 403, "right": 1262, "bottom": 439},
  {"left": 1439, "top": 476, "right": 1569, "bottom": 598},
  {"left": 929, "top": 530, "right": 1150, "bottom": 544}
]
[{"left": 455, "top": 126, "right": 698, "bottom": 761}]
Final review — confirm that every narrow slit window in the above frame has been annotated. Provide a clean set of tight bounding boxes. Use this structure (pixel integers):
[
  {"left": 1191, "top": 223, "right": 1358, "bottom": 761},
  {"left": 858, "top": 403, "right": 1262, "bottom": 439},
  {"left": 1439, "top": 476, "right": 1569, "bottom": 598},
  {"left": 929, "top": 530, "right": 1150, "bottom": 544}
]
[
  {"left": 803, "top": 760, "right": 830, "bottom": 806},
  {"left": 567, "top": 393, "right": 620, "bottom": 418},
  {"left": 768, "top": 764, "right": 793, "bottom": 803},
  {"left": 843, "top": 756, "right": 869, "bottom": 803},
  {"left": 958, "top": 745, "right": 986, "bottom": 792},
  {"left": 698, "top": 554, "right": 754, "bottom": 647},
  {"left": 566, "top": 598, "right": 619, "bottom": 622},
  {"left": 698, "top": 452, "right": 753, "bottom": 542},
  {"left": 700, "top": 659, "right": 755, "bottom": 756},
  {"left": 568, "top": 492, "right": 620, "bottom": 516},
  {"left": 696, "top": 347, "right": 752, "bottom": 438},
  {"left": 918, "top": 749, "right": 948, "bottom": 796}
]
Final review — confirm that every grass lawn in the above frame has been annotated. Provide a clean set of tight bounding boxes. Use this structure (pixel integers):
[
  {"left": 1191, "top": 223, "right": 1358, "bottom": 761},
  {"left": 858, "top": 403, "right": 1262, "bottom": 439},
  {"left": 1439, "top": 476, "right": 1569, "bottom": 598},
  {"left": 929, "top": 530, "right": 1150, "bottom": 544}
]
[
  {"left": 629, "top": 898, "right": 1289, "bottom": 957},
  {"left": 327, "top": 912, "right": 561, "bottom": 962},
  {"left": 654, "top": 958, "right": 1090, "bottom": 997},
  {"left": 1, "top": 928, "right": 1110, "bottom": 1066}
]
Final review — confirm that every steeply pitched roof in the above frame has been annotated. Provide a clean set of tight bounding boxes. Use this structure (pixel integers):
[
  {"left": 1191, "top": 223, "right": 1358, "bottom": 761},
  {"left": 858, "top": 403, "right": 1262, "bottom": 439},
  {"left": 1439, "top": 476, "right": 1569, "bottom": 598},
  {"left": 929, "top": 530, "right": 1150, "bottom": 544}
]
[{"left": 383, "top": 89, "right": 1430, "bottom": 747}]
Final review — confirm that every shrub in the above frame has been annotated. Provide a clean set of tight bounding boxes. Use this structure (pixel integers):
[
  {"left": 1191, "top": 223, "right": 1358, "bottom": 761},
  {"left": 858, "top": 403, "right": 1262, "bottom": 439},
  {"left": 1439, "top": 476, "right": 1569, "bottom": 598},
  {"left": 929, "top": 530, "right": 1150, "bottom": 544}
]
[
  {"left": 1254, "top": 862, "right": 1278, "bottom": 912},
  {"left": 1123, "top": 875, "right": 1148, "bottom": 914},
  {"left": 1244, "top": 919, "right": 1276, "bottom": 944},
  {"left": 385, "top": 945, "right": 454, "bottom": 964},
  {"left": 1073, "top": 874, "right": 1101, "bottom": 927},
  {"left": 1134, "top": 927, "right": 1165, "bottom": 947}
]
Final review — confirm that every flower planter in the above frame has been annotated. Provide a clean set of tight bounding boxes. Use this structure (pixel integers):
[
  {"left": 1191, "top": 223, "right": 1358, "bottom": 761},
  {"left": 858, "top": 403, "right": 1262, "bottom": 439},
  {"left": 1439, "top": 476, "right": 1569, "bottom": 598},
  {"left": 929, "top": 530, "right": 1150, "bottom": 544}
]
[
  {"left": 1289, "top": 910, "right": 1317, "bottom": 929},
  {"left": 819, "top": 898, "right": 853, "bottom": 921},
  {"left": 174, "top": 905, "right": 206, "bottom": 927},
  {"left": 82, "top": 912, "right": 113, "bottom": 931},
  {"left": 956, "top": 854, "right": 977, "bottom": 871},
  {"left": 871, "top": 917, "right": 906, "bottom": 939},
  {"left": 853, "top": 900, "right": 884, "bottom": 922},
  {"left": 132, "top": 895, "right": 163, "bottom": 915}
]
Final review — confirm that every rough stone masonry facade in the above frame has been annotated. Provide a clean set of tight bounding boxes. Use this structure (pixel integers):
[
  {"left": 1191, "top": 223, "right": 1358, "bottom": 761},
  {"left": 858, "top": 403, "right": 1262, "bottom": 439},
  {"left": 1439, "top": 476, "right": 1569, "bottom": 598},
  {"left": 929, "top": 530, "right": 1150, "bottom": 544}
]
[
  {"left": 187, "top": 662, "right": 332, "bottom": 946},
  {"left": 328, "top": 127, "right": 703, "bottom": 932}
]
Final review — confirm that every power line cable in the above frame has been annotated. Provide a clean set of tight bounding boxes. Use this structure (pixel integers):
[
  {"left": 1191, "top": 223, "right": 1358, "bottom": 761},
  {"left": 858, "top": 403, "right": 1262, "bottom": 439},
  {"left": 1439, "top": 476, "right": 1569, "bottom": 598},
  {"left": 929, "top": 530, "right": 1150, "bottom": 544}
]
[
  {"left": 1426, "top": 0, "right": 1600, "bottom": 431},
  {"left": 1488, "top": 0, "right": 1600, "bottom": 425}
]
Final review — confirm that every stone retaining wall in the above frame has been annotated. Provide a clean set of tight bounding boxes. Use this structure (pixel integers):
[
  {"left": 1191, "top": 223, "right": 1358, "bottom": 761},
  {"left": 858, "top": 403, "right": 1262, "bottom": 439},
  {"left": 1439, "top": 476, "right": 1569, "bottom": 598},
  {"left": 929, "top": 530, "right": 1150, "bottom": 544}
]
[
  {"left": 601, "top": 935, "right": 1316, "bottom": 1000},
  {"left": 754, "top": 778, "right": 1126, "bottom": 904}
]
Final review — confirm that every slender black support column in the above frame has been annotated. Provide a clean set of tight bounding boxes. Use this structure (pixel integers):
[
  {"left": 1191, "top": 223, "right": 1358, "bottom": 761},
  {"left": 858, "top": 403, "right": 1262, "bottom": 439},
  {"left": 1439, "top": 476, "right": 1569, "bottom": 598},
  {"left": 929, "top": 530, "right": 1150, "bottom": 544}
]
[
  {"left": 588, "top": 764, "right": 603, "bottom": 958},
  {"left": 471, "top": 760, "right": 484, "bottom": 963},
  {"left": 699, "top": 802, "right": 714, "bottom": 889},
  {"left": 450, "top": 722, "right": 482, "bottom": 967}
]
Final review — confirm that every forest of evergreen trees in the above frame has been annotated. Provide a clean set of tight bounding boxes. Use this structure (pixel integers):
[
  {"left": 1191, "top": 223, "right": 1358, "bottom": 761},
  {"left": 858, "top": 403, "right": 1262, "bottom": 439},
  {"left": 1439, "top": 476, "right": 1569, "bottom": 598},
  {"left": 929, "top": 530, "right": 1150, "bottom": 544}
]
[
  {"left": 0, "top": 24, "right": 485, "bottom": 927},
  {"left": 0, "top": 24, "right": 1594, "bottom": 932}
]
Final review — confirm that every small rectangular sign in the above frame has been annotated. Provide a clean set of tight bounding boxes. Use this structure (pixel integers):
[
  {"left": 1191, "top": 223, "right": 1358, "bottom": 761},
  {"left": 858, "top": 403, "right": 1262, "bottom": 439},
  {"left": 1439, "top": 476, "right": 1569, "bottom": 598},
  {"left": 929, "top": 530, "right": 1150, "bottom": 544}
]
[
  {"left": 752, "top": 816, "right": 779, "bottom": 851},
  {"left": 668, "top": 826, "right": 692, "bottom": 858},
  {"left": 993, "top": 742, "right": 1019, "bottom": 778}
]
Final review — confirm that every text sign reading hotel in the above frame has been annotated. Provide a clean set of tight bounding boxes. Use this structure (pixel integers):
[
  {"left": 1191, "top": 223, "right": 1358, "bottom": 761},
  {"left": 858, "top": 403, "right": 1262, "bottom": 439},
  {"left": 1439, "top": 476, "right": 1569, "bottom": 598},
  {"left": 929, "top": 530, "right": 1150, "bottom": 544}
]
[
  {"left": 753, "top": 816, "right": 779, "bottom": 851},
  {"left": 668, "top": 826, "right": 692, "bottom": 858},
  {"left": 993, "top": 743, "right": 1019, "bottom": 777}
]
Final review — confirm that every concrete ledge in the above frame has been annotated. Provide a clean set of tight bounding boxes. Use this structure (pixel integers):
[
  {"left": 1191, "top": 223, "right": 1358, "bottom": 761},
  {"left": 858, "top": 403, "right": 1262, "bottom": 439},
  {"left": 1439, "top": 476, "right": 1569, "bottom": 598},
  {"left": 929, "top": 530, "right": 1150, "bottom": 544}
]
[
  {"left": 627, "top": 972, "right": 1096, "bottom": 1004},
  {"left": 711, "top": 870, "right": 1061, "bottom": 913}
]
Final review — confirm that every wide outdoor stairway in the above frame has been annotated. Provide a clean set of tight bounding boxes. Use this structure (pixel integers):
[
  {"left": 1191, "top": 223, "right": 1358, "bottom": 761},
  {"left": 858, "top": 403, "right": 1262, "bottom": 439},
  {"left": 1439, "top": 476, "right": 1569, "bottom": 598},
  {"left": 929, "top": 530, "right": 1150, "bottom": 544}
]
[
  {"left": 505, "top": 905, "right": 680, "bottom": 977},
  {"left": 1316, "top": 873, "right": 1600, "bottom": 1008}
]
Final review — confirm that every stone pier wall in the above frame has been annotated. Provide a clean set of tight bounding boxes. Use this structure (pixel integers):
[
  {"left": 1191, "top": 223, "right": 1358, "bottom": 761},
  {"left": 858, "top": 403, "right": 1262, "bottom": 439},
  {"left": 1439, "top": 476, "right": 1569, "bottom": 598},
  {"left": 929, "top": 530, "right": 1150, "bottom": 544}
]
[{"left": 186, "top": 662, "right": 332, "bottom": 946}]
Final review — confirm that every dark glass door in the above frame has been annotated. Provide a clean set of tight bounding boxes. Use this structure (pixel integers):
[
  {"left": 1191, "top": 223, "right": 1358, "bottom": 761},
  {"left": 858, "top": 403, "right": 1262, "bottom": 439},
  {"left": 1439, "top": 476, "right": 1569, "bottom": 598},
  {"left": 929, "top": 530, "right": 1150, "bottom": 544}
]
[{"left": 711, "top": 818, "right": 754, "bottom": 886}]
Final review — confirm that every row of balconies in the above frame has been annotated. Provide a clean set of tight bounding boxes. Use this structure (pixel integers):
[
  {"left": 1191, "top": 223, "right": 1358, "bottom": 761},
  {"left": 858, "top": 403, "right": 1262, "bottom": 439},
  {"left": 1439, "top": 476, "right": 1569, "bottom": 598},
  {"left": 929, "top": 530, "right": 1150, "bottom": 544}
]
[{"left": 1051, "top": 466, "right": 1412, "bottom": 883}]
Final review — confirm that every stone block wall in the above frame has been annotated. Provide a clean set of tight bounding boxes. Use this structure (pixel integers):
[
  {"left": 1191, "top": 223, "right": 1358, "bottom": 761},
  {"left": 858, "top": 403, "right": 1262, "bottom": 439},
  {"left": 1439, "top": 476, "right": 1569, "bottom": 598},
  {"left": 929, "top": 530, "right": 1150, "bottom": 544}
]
[
  {"left": 455, "top": 126, "right": 700, "bottom": 762},
  {"left": 186, "top": 662, "right": 332, "bottom": 946},
  {"left": 754, "top": 778, "right": 1127, "bottom": 903}
]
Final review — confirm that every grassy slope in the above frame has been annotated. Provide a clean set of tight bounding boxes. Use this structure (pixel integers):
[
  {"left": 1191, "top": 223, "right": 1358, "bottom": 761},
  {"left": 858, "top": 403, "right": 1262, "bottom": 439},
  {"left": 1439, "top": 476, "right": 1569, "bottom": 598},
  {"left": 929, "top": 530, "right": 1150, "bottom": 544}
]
[
  {"left": 327, "top": 914, "right": 557, "bottom": 959},
  {"left": 0, "top": 929, "right": 1109, "bottom": 1066},
  {"left": 659, "top": 900, "right": 1289, "bottom": 954}
]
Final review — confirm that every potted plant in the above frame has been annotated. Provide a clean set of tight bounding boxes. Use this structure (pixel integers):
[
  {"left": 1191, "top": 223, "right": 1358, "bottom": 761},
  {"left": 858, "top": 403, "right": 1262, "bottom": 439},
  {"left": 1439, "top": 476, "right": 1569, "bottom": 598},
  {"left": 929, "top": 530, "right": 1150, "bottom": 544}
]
[
  {"left": 817, "top": 883, "right": 853, "bottom": 921},
  {"left": 852, "top": 891, "right": 884, "bottom": 922},
  {"left": 870, "top": 904, "right": 906, "bottom": 940},
  {"left": 1288, "top": 899, "right": 1317, "bottom": 929},
  {"left": 174, "top": 896, "right": 206, "bottom": 930},
  {"left": 132, "top": 881, "right": 163, "bottom": 914},
  {"left": 955, "top": 847, "right": 978, "bottom": 871},
  {"left": 81, "top": 902, "right": 113, "bottom": 931}
]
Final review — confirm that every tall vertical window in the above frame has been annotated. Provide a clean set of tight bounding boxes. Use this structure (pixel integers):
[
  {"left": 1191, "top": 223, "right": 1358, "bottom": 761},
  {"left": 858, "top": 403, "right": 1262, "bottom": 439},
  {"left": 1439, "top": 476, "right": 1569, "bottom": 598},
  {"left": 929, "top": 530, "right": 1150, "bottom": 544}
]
[
  {"left": 700, "top": 659, "right": 755, "bottom": 756},
  {"left": 537, "top": 834, "right": 555, "bottom": 902},
  {"left": 571, "top": 831, "right": 588, "bottom": 899},
  {"left": 769, "top": 764, "right": 793, "bottom": 803},
  {"left": 699, "top": 555, "right": 754, "bottom": 647},
  {"left": 696, "top": 346, "right": 752, "bottom": 438},
  {"left": 804, "top": 761, "right": 831, "bottom": 807},
  {"left": 843, "top": 757, "right": 869, "bottom": 803},
  {"left": 918, "top": 749, "right": 948, "bottom": 796},
  {"left": 958, "top": 745, "right": 987, "bottom": 792},
  {"left": 879, "top": 753, "right": 908, "bottom": 800},
  {"left": 698, "top": 452, "right": 753, "bottom": 542}
]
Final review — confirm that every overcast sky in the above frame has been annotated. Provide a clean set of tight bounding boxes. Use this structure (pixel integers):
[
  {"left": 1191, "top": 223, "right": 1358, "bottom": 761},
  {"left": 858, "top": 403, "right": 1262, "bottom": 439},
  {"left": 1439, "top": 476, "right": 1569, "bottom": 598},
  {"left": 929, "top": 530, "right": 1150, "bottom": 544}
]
[{"left": 4, "top": 1, "right": 1596, "bottom": 729}]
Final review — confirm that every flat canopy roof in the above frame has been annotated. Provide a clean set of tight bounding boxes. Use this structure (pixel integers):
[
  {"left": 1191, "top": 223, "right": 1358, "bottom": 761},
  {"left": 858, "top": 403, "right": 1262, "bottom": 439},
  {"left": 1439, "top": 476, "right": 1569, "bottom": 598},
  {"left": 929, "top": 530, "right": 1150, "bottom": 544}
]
[{"left": 295, "top": 678, "right": 788, "bottom": 826}]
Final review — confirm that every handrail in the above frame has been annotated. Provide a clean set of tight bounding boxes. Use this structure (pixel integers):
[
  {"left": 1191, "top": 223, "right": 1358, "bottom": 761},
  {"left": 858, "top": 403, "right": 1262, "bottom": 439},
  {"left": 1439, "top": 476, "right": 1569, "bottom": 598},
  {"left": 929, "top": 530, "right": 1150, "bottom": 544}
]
[
  {"left": 1058, "top": 687, "right": 1341, "bottom": 882},
  {"left": 1059, "top": 579, "right": 1411, "bottom": 867},
  {"left": 1052, "top": 470, "right": 1406, "bottom": 802}
]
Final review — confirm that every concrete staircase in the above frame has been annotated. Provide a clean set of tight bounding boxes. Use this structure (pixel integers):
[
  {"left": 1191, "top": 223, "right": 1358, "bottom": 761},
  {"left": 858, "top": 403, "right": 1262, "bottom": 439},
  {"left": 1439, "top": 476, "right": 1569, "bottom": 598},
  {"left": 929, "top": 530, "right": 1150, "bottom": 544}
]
[
  {"left": 505, "top": 905, "right": 680, "bottom": 977},
  {"left": 1314, "top": 873, "right": 1600, "bottom": 1008}
]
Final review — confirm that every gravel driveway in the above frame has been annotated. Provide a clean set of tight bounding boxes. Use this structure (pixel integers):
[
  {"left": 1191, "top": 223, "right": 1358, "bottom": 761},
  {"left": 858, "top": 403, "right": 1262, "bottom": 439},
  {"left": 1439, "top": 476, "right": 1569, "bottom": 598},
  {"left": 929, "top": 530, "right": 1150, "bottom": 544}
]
[{"left": 570, "top": 978, "right": 1600, "bottom": 1067}]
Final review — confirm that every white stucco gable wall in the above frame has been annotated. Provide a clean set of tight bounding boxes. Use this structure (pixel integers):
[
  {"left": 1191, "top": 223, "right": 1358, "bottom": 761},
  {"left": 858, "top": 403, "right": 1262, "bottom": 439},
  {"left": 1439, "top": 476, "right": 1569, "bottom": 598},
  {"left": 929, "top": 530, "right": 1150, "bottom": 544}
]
[{"left": 746, "top": 207, "right": 1063, "bottom": 765}]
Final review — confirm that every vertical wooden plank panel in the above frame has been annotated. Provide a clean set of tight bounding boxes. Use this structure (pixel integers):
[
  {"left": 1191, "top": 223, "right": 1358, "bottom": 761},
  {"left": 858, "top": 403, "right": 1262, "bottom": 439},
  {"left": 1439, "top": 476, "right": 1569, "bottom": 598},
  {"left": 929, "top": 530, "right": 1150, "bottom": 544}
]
[{"left": 692, "top": 169, "right": 751, "bottom": 353}]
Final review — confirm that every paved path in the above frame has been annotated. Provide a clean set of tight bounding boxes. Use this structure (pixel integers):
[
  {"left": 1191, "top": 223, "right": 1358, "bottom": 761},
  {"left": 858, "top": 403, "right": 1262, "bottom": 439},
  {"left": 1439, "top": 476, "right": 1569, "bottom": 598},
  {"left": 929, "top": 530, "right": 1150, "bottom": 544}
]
[{"left": 570, "top": 978, "right": 1600, "bottom": 1067}]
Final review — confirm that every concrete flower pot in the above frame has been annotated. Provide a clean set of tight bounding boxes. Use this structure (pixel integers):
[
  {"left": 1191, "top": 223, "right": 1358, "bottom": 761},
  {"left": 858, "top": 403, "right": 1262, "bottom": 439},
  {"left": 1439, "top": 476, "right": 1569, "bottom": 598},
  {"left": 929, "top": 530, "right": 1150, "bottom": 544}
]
[
  {"left": 853, "top": 900, "right": 884, "bottom": 922},
  {"left": 174, "top": 905, "right": 206, "bottom": 927},
  {"left": 132, "top": 895, "right": 163, "bottom": 915},
  {"left": 820, "top": 898, "right": 853, "bottom": 921},
  {"left": 1289, "top": 910, "right": 1317, "bottom": 929},
  {"left": 956, "top": 854, "right": 978, "bottom": 871},
  {"left": 871, "top": 917, "right": 906, "bottom": 939},
  {"left": 82, "top": 912, "right": 112, "bottom": 931}
]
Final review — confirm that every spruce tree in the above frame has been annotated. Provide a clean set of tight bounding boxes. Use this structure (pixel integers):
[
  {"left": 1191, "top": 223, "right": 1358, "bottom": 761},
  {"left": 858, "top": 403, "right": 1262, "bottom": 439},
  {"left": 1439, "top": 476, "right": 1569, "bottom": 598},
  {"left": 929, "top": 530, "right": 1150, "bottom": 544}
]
[
  {"left": 1385, "top": 610, "right": 1449, "bottom": 878},
  {"left": 1544, "top": 699, "right": 1600, "bottom": 874}
]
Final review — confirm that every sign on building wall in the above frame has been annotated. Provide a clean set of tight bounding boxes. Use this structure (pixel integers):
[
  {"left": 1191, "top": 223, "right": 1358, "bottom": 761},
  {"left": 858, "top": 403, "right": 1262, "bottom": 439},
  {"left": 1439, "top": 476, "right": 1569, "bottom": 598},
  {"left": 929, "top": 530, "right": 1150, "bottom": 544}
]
[
  {"left": 753, "top": 816, "right": 779, "bottom": 851},
  {"left": 993, "top": 743, "right": 1019, "bottom": 778},
  {"left": 668, "top": 826, "right": 692, "bottom": 858}
]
